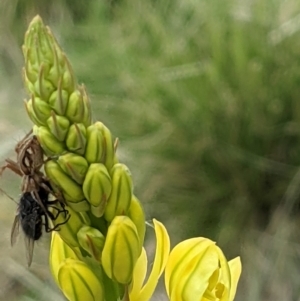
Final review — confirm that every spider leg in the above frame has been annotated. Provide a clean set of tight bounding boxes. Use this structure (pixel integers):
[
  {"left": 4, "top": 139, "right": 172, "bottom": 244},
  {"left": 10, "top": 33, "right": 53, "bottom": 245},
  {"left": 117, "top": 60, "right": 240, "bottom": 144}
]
[
  {"left": 0, "top": 159, "right": 23, "bottom": 177},
  {"left": 15, "top": 130, "right": 33, "bottom": 152},
  {"left": 40, "top": 180, "right": 65, "bottom": 203},
  {"left": 44, "top": 214, "right": 70, "bottom": 232},
  {"left": 31, "top": 188, "right": 48, "bottom": 214},
  {"left": 47, "top": 206, "right": 69, "bottom": 220}
]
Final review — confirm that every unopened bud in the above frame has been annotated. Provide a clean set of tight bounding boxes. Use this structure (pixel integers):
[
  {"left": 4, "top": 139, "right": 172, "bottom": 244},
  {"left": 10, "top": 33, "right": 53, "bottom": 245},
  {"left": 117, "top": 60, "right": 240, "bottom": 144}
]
[
  {"left": 52, "top": 204, "right": 91, "bottom": 249},
  {"left": 44, "top": 160, "right": 87, "bottom": 210},
  {"left": 128, "top": 195, "right": 146, "bottom": 251},
  {"left": 66, "top": 90, "right": 86, "bottom": 123},
  {"left": 102, "top": 216, "right": 141, "bottom": 284},
  {"left": 77, "top": 226, "right": 105, "bottom": 261},
  {"left": 82, "top": 163, "right": 112, "bottom": 217},
  {"left": 47, "top": 111, "right": 70, "bottom": 141},
  {"left": 84, "top": 124, "right": 104, "bottom": 164},
  {"left": 57, "top": 152, "right": 89, "bottom": 185},
  {"left": 24, "top": 99, "right": 46, "bottom": 126},
  {"left": 48, "top": 84, "right": 69, "bottom": 115},
  {"left": 104, "top": 163, "right": 133, "bottom": 222},
  {"left": 58, "top": 258, "right": 105, "bottom": 301},
  {"left": 94, "top": 122, "right": 115, "bottom": 170},
  {"left": 31, "top": 95, "right": 52, "bottom": 122},
  {"left": 66, "top": 123, "right": 87, "bottom": 155},
  {"left": 33, "top": 125, "right": 65, "bottom": 156},
  {"left": 49, "top": 231, "right": 80, "bottom": 287}
]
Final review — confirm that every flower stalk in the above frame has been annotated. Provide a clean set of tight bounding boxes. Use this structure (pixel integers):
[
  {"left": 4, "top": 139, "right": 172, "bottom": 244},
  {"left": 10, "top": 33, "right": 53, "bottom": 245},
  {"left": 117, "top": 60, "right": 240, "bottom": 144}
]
[{"left": 22, "top": 15, "right": 242, "bottom": 301}]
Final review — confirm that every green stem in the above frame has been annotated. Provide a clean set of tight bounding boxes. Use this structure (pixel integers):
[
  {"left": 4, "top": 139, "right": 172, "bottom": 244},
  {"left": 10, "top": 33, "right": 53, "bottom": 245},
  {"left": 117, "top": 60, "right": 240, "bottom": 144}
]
[{"left": 121, "top": 286, "right": 130, "bottom": 301}]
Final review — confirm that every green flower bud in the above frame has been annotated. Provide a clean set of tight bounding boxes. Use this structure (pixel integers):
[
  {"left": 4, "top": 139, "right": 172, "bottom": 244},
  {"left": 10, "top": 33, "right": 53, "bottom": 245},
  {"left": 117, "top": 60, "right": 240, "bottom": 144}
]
[
  {"left": 48, "top": 84, "right": 69, "bottom": 116},
  {"left": 94, "top": 122, "right": 115, "bottom": 170},
  {"left": 60, "top": 54, "right": 77, "bottom": 94},
  {"left": 102, "top": 216, "right": 141, "bottom": 284},
  {"left": 57, "top": 152, "right": 89, "bottom": 185},
  {"left": 77, "top": 226, "right": 105, "bottom": 261},
  {"left": 35, "top": 65, "right": 56, "bottom": 100},
  {"left": 31, "top": 95, "right": 52, "bottom": 122},
  {"left": 23, "top": 70, "right": 36, "bottom": 96},
  {"left": 66, "top": 89, "right": 87, "bottom": 124},
  {"left": 23, "top": 54, "right": 38, "bottom": 86},
  {"left": 58, "top": 258, "right": 105, "bottom": 301},
  {"left": 84, "top": 124, "right": 104, "bottom": 164},
  {"left": 23, "top": 15, "right": 76, "bottom": 95},
  {"left": 24, "top": 99, "right": 46, "bottom": 126},
  {"left": 127, "top": 195, "right": 146, "bottom": 251},
  {"left": 68, "top": 200, "right": 90, "bottom": 212},
  {"left": 47, "top": 111, "right": 70, "bottom": 141},
  {"left": 82, "top": 163, "right": 112, "bottom": 217},
  {"left": 66, "top": 123, "right": 87, "bottom": 155},
  {"left": 80, "top": 85, "right": 92, "bottom": 127},
  {"left": 51, "top": 204, "right": 90, "bottom": 248},
  {"left": 33, "top": 125, "right": 65, "bottom": 156},
  {"left": 44, "top": 160, "right": 87, "bottom": 208},
  {"left": 104, "top": 163, "right": 133, "bottom": 222}
]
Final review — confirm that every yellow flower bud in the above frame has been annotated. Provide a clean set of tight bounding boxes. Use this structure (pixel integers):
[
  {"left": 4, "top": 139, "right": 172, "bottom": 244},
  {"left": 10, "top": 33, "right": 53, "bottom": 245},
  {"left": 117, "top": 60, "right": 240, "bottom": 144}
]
[
  {"left": 58, "top": 258, "right": 105, "bottom": 301},
  {"left": 84, "top": 124, "right": 104, "bottom": 164},
  {"left": 102, "top": 216, "right": 141, "bottom": 284},
  {"left": 164, "top": 238, "right": 242, "bottom": 301},
  {"left": 33, "top": 125, "right": 65, "bottom": 156},
  {"left": 82, "top": 163, "right": 112, "bottom": 217},
  {"left": 49, "top": 231, "right": 80, "bottom": 287},
  {"left": 127, "top": 195, "right": 146, "bottom": 251},
  {"left": 77, "top": 226, "right": 105, "bottom": 261},
  {"left": 47, "top": 111, "right": 70, "bottom": 141},
  {"left": 57, "top": 152, "right": 89, "bottom": 185},
  {"left": 65, "top": 123, "right": 87, "bottom": 155},
  {"left": 94, "top": 122, "right": 115, "bottom": 170},
  {"left": 104, "top": 163, "right": 133, "bottom": 222}
]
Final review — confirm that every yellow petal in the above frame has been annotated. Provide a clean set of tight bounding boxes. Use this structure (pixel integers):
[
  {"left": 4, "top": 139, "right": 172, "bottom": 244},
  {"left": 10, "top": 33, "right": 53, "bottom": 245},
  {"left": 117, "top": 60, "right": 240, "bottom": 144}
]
[
  {"left": 215, "top": 246, "right": 231, "bottom": 301},
  {"left": 129, "top": 219, "right": 170, "bottom": 301},
  {"left": 228, "top": 257, "right": 242, "bottom": 301},
  {"left": 170, "top": 243, "right": 219, "bottom": 301},
  {"left": 129, "top": 248, "right": 148, "bottom": 297},
  {"left": 165, "top": 237, "right": 216, "bottom": 299}
]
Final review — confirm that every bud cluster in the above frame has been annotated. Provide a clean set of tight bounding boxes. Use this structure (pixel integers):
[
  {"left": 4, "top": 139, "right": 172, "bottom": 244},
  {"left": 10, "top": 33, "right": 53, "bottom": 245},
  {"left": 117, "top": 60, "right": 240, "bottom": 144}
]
[{"left": 23, "top": 16, "right": 146, "bottom": 301}]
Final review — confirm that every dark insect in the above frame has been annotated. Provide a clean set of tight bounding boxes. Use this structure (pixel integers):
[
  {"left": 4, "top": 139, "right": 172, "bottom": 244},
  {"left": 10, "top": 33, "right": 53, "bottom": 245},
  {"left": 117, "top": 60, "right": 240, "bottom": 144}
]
[
  {"left": 0, "top": 131, "right": 70, "bottom": 266},
  {"left": 10, "top": 180, "right": 70, "bottom": 266}
]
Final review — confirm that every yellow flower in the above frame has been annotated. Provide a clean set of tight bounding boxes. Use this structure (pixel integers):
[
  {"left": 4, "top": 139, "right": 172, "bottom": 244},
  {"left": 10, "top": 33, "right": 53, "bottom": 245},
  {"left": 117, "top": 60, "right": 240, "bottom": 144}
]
[{"left": 165, "top": 238, "right": 242, "bottom": 301}]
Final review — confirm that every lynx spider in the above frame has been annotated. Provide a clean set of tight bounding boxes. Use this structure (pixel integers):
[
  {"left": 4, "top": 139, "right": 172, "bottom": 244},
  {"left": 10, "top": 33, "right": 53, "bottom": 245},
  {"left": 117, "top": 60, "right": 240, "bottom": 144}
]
[{"left": 0, "top": 130, "right": 62, "bottom": 212}]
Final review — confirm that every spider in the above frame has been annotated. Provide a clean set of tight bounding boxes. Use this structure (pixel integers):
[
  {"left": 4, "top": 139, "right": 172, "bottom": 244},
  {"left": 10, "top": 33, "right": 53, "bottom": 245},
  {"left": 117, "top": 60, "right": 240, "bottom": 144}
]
[{"left": 0, "top": 130, "right": 63, "bottom": 212}]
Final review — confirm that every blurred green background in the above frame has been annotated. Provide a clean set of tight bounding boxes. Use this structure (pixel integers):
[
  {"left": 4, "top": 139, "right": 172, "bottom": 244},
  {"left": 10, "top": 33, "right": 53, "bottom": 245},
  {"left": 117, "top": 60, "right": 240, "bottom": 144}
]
[{"left": 1, "top": 0, "right": 300, "bottom": 300}]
